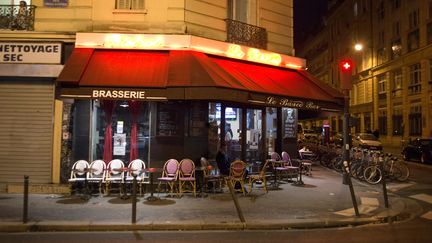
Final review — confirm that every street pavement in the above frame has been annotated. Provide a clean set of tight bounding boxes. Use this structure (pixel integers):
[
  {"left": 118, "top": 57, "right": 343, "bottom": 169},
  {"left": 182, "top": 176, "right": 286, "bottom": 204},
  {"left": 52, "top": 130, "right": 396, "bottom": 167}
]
[{"left": 0, "top": 164, "right": 423, "bottom": 232}]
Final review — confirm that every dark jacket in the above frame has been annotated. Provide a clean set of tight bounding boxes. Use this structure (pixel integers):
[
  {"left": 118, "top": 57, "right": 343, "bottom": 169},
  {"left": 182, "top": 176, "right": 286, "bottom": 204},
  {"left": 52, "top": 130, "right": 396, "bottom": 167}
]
[{"left": 216, "top": 151, "right": 230, "bottom": 176}]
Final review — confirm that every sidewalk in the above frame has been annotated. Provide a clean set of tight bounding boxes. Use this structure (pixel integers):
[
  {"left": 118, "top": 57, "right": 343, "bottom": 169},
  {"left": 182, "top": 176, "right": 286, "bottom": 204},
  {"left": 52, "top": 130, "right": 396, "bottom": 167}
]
[{"left": 0, "top": 166, "right": 419, "bottom": 232}]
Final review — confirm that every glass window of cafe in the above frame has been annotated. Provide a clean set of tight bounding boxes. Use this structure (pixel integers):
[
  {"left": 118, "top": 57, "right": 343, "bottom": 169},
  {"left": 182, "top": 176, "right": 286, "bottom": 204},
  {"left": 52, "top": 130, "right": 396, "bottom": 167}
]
[{"left": 60, "top": 99, "right": 292, "bottom": 182}]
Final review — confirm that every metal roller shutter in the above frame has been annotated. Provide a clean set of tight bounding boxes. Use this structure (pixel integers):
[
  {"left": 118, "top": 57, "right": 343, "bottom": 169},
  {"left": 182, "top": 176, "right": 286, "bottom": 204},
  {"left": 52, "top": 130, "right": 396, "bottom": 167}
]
[{"left": 0, "top": 80, "right": 54, "bottom": 184}]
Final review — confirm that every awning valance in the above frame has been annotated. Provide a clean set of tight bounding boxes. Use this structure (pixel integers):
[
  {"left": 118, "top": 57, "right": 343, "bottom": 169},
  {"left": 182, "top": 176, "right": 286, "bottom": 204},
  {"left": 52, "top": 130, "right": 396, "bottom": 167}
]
[{"left": 57, "top": 49, "right": 343, "bottom": 111}]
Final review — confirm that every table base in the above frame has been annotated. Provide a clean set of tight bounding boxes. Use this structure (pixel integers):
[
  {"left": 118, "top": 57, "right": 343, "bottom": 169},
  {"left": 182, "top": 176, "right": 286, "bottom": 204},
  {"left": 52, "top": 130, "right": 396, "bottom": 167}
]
[{"left": 146, "top": 195, "right": 159, "bottom": 201}]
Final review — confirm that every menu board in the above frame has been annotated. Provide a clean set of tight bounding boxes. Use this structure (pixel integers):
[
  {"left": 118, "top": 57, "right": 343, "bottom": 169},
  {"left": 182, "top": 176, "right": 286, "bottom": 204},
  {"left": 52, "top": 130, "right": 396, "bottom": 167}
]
[
  {"left": 156, "top": 102, "right": 180, "bottom": 136},
  {"left": 189, "top": 102, "right": 207, "bottom": 137},
  {"left": 282, "top": 108, "right": 297, "bottom": 139}
]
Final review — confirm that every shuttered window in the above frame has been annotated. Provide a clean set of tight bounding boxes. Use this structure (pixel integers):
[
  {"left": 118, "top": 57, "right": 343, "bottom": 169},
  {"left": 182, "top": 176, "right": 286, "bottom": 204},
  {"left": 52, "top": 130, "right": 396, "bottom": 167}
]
[{"left": 116, "top": 0, "right": 145, "bottom": 10}]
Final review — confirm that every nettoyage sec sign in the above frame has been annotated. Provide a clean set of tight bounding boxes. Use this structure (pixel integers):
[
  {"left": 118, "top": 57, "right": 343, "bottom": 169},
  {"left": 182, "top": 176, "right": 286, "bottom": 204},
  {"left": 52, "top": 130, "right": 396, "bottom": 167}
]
[{"left": 0, "top": 42, "right": 61, "bottom": 64}]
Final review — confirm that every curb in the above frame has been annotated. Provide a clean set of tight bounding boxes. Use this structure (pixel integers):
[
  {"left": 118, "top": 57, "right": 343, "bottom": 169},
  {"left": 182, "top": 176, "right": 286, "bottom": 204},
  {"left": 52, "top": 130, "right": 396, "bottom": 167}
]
[{"left": 0, "top": 216, "right": 388, "bottom": 232}]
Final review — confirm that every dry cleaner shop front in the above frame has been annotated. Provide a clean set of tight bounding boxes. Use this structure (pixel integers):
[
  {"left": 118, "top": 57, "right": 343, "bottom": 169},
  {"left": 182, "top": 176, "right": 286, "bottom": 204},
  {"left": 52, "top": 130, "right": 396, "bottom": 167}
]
[{"left": 55, "top": 33, "right": 343, "bottom": 182}]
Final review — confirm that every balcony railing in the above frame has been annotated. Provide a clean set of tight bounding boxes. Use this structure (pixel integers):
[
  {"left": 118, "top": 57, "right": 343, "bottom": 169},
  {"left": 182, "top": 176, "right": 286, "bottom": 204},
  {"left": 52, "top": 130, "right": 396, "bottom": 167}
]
[
  {"left": 226, "top": 19, "right": 267, "bottom": 49},
  {"left": 0, "top": 5, "right": 36, "bottom": 31}
]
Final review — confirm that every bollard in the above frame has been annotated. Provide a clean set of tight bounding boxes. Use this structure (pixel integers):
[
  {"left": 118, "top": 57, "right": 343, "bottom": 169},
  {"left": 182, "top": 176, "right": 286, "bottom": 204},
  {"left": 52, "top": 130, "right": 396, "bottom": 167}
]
[
  {"left": 23, "top": 175, "right": 29, "bottom": 224},
  {"left": 380, "top": 161, "right": 389, "bottom": 208},
  {"left": 226, "top": 178, "right": 245, "bottom": 223},
  {"left": 343, "top": 161, "right": 360, "bottom": 216},
  {"left": 132, "top": 175, "right": 137, "bottom": 224}
]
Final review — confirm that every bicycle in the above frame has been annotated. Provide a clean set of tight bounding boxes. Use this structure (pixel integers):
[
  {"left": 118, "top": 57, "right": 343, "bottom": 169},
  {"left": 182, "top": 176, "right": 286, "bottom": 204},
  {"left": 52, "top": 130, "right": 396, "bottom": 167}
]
[
  {"left": 363, "top": 151, "right": 383, "bottom": 184},
  {"left": 383, "top": 154, "right": 410, "bottom": 182}
]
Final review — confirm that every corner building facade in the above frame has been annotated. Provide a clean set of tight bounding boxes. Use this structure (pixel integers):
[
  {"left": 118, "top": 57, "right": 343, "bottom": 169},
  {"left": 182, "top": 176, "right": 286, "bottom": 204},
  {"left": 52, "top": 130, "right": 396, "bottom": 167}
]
[{"left": 0, "top": 0, "right": 343, "bottom": 188}]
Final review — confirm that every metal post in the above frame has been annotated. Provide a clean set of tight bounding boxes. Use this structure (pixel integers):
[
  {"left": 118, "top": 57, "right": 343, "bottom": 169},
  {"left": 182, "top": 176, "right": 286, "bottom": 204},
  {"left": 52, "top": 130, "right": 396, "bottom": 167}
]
[
  {"left": 132, "top": 175, "right": 137, "bottom": 224},
  {"left": 342, "top": 92, "right": 360, "bottom": 216},
  {"left": 380, "top": 158, "right": 389, "bottom": 208},
  {"left": 23, "top": 175, "right": 29, "bottom": 223},
  {"left": 226, "top": 178, "right": 245, "bottom": 223}
]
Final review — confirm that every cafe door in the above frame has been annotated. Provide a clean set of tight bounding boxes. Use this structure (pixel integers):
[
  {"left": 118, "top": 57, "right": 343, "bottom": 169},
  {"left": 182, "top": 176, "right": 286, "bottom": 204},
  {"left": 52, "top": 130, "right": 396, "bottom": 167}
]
[
  {"left": 245, "top": 108, "right": 262, "bottom": 164},
  {"left": 224, "top": 106, "right": 242, "bottom": 161}
]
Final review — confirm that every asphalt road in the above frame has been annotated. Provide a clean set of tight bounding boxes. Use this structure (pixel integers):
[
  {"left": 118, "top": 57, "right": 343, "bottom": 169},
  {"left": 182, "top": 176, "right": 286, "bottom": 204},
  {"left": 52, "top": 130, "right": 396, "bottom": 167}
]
[{"left": 0, "top": 220, "right": 431, "bottom": 243}]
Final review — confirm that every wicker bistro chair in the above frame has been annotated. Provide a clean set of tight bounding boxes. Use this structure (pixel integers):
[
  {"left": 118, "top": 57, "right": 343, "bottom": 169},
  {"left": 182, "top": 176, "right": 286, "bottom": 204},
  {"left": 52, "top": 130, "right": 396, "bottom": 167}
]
[
  {"left": 298, "top": 151, "right": 313, "bottom": 176},
  {"left": 157, "top": 159, "right": 180, "bottom": 197},
  {"left": 248, "top": 159, "right": 271, "bottom": 194},
  {"left": 104, "top": 159, "right": 125, "bottom": 195},
  {"left": 178, "top": 158, "right": 196, "bottom": 197},
  {"left": 86, "top": 160, "right": 106, "bottom": 195},
  {"left": 68, "top": 160, "right": 89, "bottom": 195},
  {"left": 281, "top": 151, "right": 300, "bottom": 181},
  {"left": 270, "top": 152, "right": 292, "bottom": 182},
  {"left": 125, "top": 159, "right": 149, "bottom": 196},
  {"left": 228, "top": 160, "right": 247, "bottom": 195}
]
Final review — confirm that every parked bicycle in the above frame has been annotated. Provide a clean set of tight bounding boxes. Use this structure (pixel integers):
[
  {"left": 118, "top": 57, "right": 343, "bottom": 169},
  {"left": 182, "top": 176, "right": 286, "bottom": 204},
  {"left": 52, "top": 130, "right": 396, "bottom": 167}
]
[{"left": 363, "top": 152, "right": 410, "bottom": 184}]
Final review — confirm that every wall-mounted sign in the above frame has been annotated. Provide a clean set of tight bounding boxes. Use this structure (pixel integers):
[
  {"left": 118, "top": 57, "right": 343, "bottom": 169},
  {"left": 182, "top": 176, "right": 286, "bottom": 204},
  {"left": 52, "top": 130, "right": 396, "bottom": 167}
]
[
  {"left": 226, "top": 44, "right": 282, "bottom": 66},
  {"left": 92, "top": 89, "right": 146, "bottom": 99},
  {"left": 0, "top": 42, "right": 61, "bottom": 64},
  {"left": 265, "top": 96, "right": 320, "bottom": 110},
  {"left": 282, "top": 108, "right": 298, "bottom": 139},
  {"left": 113, "top": 133, "right": 126, "bottom": 156},
  {"left": 75, "top": 33, "right": 306, "bottom": 69},
  {"left": 44, "top": 0, "right": 68, "bottom": 8}
]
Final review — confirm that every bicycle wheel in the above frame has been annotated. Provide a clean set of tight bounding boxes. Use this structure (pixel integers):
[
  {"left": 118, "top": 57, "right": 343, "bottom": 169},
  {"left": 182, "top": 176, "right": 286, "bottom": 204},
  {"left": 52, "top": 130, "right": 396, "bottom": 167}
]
[
  {"left": 363, "top": 166, "right": 382, "bottom": 184},
  {"left": 350, "top": 163, "right": 359, "bottom": 178},
  {"left": 394, "top": 163, "right": 410, "bottom": 182},
  {"left": 356, "top": 165, "right": 365, "bottom": 181}
]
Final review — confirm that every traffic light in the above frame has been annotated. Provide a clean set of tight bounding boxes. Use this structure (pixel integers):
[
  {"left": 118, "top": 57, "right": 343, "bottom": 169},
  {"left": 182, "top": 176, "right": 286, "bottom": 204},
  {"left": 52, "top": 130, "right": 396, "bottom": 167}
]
[{"left": 340, "top": 59, "right": 353, "bottom": 90}]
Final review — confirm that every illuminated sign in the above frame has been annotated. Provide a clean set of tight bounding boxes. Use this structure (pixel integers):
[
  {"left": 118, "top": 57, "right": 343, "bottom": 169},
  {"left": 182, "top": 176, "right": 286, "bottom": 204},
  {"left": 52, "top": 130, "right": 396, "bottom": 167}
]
[
  {"left": 246, "top": 48, "right": 281, "bottom": 66},
  {"left": 226, "top": 44, "right": 245, "bottom": 59},
  {"left": 104, "top": 34, "right": 164, "bottom": 49},
  {"left": 75, "top": 33, "right": 306, "bottom": 69},
  {"left": 92, "top": 90, "right": 146, "bottom": 99},
  {"left": 226, "top": 44, "right": 282, "bottom": 66},
  {"left": 265, "top": 96, "right": 320, "bottom": 110}
]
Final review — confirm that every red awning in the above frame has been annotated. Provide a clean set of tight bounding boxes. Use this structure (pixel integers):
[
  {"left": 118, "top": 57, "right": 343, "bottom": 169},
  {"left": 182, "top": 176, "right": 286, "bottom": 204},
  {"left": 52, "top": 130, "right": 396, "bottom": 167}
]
[{"left": 57, "top": 49, "right": 343, "bottom": 110}]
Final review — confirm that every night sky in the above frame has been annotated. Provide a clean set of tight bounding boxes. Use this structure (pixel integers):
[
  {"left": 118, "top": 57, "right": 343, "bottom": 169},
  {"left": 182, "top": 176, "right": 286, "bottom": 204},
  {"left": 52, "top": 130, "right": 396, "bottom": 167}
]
[{"left": 294, "top": 0, "right": 328, "bottom": 53}]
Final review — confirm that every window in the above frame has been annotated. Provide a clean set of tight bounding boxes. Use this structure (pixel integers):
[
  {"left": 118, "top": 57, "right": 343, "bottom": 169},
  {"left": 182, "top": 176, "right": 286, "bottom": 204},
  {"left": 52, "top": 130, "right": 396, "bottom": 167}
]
[
  {"left": 391, "top": 39, "right": 402, "bottom": 59},
  {"left": 429, "top": 0, "right": 432, "bottom": 19},
  {"left": 0, "top": 0, "right": 30, "bottom": 4},
  {"left": 409, "top": 104, "right": 422, "bottom": 136},
  {"left": 391, "top": 69, "right": 402, "bottom": 97},
  {"left": 428, "top": 22, "right": 432, "bottom": 44},
  {"left": 377, "top": 47, "right": 387, "bottom": 65},
  {"left": 392, "top": 107, "right": 403, "bottom": 135},
  {"left": 392, "top": 21, "right": 400, "bottom": 38},
  {"left": 407, "top": 29, "right": 419, "bottom": 52},
  {"left": 354, "top": 2, "right": 358, "bottom": 17},
  {"left": 228, "top": 0, "right": 249, "bottom": 23},
  {"left": 116, "top": 0, "right": 144, "bottom": 10},
  {"left": 378, "top": 30, "right": 385, "bottom": 46},
  {"left": 409, "top": 9, "right": 419, "bottom": 29},
  {"left": 378, "top": 109, "right": 387, "bottom": 135},
  {"left": 429, "top": 60, "right": 432, "bottom": 90},
  {"left": 378, "top": 74, "right": 387, "bottom": 99},
  {"left": 391, "top": 0, "right": 400, "bottom": 10},
  {"left": 409, "top": 63, "right": 421, "bottom": 95},
  {"left": 378, "top": 1, "right": 385, "bottom": 21}
]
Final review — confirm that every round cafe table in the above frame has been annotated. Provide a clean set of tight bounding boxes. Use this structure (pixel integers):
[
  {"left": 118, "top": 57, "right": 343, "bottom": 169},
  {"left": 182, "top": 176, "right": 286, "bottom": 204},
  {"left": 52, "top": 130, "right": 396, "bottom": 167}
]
[
  {"left": 72, "top": 167, "right": 98, "bottom": 200},
  {"left": 145, "top": 167, "right": 161, "bottom": 201},
  {"left": 113, "top": 167, "right": 137, "bottom": 200}
]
